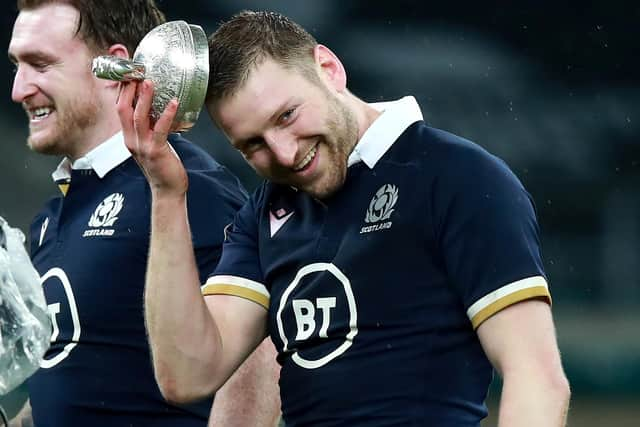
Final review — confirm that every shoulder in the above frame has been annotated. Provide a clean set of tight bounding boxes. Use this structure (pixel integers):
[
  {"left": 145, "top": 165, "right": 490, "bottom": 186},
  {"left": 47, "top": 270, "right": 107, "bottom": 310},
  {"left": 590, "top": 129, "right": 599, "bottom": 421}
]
[
  {"left": 386, "top": 123, "right": 525, "bottom": 201},
  {"left": 406, "top": 124, "right": 510, "bottom": 170},
  {"left": 232, "top": 181, "right": 288, "bottom": 229},
  {"left": 167, "top": 134, "right": 248, "bottom": 202},
  {"left": 168, "top": 133, "right": 221, "bottom": 172},
  {"left": 417, "top": 125, "right": 524, "bottom": 193},
  {"left": 239, "top": 181, "right": 272, "bottom": 216}
]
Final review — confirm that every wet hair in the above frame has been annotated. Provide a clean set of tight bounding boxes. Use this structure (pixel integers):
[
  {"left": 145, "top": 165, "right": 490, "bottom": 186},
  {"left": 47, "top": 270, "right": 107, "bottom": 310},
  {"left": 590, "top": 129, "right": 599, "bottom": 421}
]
[
  {"left": 207, "top": 10, "right": 320, "bottom": 103},
  {"left": 17, "top": 0, "right": 165, "bottom": 55}
]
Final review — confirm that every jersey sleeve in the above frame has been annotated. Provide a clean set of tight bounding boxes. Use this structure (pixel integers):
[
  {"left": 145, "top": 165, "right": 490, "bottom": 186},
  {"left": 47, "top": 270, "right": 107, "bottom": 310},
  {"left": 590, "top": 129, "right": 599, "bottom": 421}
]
[
  {"left": 201, "top": 192, "right": 270, "bottom": 310},
  {"left": 185, "top": 168, "right": 248, "bottom": 283},
  {"left": 170, "top": 134, "right": 249, "bottom": 284},
  {"left": 434, "top": 141, "right": 550, "bottom": 329}
]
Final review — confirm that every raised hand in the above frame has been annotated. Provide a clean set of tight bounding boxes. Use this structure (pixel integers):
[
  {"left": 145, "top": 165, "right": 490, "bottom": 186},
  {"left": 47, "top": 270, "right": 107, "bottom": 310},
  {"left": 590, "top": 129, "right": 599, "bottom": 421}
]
[{"left": 116, "top": 79, "right": 189, "bottom": 199}]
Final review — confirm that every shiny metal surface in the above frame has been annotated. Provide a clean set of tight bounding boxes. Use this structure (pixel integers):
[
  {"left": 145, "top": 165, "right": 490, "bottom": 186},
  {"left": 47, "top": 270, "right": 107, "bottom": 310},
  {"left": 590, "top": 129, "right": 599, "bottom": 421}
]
[
  {"left": 92, "top": 21, "right": 209, "bottom": 132},
  {"left": 92, "top": 56, "right": 145, "bottom": 81}
]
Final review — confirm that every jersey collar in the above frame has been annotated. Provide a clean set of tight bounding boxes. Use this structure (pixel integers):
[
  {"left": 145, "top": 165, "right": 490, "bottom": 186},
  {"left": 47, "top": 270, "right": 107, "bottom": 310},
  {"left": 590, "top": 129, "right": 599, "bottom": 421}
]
[
  {"left": 51, "top": 131, "right": 131, "bottom": 182},
  {"left": 347, "top": 96, "right": 424, "bottom": 169}
]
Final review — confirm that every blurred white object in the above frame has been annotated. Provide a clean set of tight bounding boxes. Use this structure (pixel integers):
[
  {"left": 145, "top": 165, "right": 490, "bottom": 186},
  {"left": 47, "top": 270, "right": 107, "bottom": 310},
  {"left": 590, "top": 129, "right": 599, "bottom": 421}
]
[{"left": 0, "top": 216, "right": 51, "bottom": 395}]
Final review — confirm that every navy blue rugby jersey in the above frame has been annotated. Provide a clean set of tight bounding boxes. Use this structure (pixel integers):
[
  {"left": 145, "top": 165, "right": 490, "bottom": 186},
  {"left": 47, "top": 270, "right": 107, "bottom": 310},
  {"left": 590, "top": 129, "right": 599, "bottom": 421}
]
[
  {"left": 203, "top": 97, "right": 551, "bottom": 426},
  {"left": 28, "top": 133, "right": 247, "bottom": 427}
]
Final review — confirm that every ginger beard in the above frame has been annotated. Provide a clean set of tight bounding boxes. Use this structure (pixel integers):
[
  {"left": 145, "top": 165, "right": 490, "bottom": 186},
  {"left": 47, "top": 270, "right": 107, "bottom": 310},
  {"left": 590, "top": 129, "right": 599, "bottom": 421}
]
[
  {"left": 26, "top": 80, "right": 102, "bottom": 156},
  {"left": 299, "top": 92, "right": 359, "bottom": 199}
]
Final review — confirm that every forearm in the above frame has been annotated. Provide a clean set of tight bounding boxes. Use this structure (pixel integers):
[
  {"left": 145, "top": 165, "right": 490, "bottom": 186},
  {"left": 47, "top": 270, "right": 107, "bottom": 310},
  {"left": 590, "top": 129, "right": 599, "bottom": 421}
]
[
  {"left": 145, "top": 195, "right": 223, "bottom": 402},
  {"left": 477, "top": 301, "right": 571, "bottom": 427},
  {"left": 497, "top": 367, "right": 570, "bottom": 427},
  {"left": 208, "top": 339, "right": 281, "bottom": 427}
]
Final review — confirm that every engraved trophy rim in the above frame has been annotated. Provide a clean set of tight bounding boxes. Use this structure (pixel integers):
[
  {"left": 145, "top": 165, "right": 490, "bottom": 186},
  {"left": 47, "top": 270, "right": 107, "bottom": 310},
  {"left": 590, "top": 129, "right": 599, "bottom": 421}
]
[
  {"left": 172, "top": 23, "right": 209, "bottom": 129},
  {"left": 132, "top": 20, "right": 209, "bottom": 132}
]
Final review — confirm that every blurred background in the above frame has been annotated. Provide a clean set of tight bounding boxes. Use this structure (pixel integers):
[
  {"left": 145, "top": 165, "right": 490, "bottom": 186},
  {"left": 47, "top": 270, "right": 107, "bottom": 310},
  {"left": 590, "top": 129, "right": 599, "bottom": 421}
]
[{"left": 1, "top": 1, "right": 638, "bottom": 425}]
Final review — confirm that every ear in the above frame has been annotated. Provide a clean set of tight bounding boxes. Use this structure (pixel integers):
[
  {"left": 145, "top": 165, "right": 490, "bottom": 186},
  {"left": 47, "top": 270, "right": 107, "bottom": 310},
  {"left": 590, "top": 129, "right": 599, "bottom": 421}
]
[
  {"left": 107, "top": 43, "right": 130, "bottom": 59},
  {"left": 314, "top": 44, "right": 347, "bottom": 93}
]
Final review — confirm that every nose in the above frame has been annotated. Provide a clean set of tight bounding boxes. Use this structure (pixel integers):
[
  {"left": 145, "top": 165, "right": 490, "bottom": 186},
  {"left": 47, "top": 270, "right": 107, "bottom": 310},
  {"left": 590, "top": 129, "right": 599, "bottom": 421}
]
[
  {"left": 264, "top": 130, "right": 298, "bottom": 167},
  {"left": 11, "top": 65, "right": 37, "bottom": 103}
]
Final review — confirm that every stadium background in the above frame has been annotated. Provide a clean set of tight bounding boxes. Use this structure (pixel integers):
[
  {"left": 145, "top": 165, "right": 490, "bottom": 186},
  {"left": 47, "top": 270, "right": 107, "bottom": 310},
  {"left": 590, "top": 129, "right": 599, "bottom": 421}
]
[{"left": 0, "top": 1, "right": 638, "bottom": 425}]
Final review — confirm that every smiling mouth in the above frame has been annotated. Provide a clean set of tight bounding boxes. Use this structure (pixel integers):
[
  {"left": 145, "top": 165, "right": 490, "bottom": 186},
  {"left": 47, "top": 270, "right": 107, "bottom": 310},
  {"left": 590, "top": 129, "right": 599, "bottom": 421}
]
[
  {"left": 293, "top": 144, "right": 318, "bottom": 172},
  {"left": 27, "top": 106, "right": 53, "bottom": 121}
]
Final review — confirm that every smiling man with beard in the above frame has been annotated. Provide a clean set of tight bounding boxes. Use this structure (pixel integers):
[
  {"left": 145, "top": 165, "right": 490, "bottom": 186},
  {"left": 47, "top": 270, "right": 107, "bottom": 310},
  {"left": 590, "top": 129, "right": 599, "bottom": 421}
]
[
  {"left": 119, "top": 10, "right": 570, "bottom": 427},
  {"left": 7, "top": 2, "right": 280, "bottom": 426}
]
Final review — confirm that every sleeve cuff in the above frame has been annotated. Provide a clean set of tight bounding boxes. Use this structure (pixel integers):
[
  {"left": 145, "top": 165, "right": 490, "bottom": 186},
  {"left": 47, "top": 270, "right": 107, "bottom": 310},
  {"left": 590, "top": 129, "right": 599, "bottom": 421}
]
[
  {"left": 467, "top": 276, "right": 551, "bottom": 329},
  {"left": 202, "top": 275, "right": 270, "bottom": 310}
]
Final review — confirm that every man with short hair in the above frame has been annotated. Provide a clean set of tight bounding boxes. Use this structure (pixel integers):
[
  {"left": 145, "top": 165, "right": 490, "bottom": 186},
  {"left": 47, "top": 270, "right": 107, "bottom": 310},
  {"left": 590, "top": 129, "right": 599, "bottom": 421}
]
[
  {"left": 119, "top": 10, "right": 570, "bottom": 426},
  {"left": 8, "top": 2, "right": 280, "bottom": 426}
]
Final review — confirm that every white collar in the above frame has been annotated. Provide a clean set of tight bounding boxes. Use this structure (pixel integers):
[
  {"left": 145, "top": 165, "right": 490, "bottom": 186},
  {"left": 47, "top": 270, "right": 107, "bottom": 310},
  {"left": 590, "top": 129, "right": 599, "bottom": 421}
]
[
  {"left": 51, "top": 131, "right": 131, "bottom": 182},
  {"left": 347, "top": 96, "right": 423, "bottom": 168}
]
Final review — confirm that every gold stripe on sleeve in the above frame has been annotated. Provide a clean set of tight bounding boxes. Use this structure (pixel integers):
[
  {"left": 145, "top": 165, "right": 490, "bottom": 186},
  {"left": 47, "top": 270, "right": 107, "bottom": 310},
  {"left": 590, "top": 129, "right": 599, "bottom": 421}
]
[
  {"left": 470, "top": 286, "right": 551, "bottom": 329},
  {"left": 202, "top": 283, "right": 269, "bottom": 310}
]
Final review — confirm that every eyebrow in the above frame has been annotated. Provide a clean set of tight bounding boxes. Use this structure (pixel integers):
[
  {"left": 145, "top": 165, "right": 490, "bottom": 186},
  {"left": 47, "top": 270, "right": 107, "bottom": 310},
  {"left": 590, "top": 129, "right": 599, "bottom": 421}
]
[{"left": 8, "top": 50, "right": 57, "bottom": 65}]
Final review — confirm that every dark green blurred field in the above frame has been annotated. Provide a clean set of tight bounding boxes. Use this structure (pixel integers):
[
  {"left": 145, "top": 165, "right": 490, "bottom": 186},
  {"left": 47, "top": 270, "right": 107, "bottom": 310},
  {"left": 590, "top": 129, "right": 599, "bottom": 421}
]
[{"left": 483, "top": 398, "right": 640, "bottom": 427}]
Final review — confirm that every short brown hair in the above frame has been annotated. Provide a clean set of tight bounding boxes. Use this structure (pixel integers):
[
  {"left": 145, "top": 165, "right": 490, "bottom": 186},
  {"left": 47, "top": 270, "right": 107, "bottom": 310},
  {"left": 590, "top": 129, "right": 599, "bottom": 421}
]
[
  {"left": 207, "top": 10, "right": 319, "bottom": 103},
  {"left": 17, "top": 0, "right": 165, "bottom": 55}
]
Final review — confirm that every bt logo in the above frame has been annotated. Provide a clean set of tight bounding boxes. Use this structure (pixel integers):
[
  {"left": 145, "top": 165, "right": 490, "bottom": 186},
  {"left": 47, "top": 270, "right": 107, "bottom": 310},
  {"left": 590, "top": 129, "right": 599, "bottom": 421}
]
[
  {"left": 39, "top": 268, "right": 81, "bottom": 368},
  {"left": 292, "top": 297, "right": 337, "bottom": 340},
  {"left": 276, "top": 263, "right": 358, "bottom": 369}
]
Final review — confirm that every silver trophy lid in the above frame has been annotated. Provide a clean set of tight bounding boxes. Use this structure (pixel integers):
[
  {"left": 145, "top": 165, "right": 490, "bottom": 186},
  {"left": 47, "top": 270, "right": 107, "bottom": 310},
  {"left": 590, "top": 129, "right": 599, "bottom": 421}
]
[{"left": 93, "top": 20, "right": 209, "bottom": 132}]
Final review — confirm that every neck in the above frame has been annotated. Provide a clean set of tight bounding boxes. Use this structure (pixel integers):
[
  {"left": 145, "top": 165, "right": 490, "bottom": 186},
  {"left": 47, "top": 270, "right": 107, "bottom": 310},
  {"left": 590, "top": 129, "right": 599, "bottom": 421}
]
[
  {"left": 351, "top": 96, "right": 382, "bottom": 141},
  {"left": 66, "top": 104, "right": 122, "bottom": 162},
  {"left": 65, "top": 79, "right": 125, "bottom": 161}
]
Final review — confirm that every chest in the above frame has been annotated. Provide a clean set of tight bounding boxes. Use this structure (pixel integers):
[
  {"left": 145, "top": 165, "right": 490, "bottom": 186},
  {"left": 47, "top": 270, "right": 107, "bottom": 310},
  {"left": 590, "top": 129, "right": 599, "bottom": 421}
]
[
  {"left": 262, "top": 170, "right": 450, "bottom": 337},
  {"left": 30, "top": 176, "right": 151, "bottom": 337}
]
